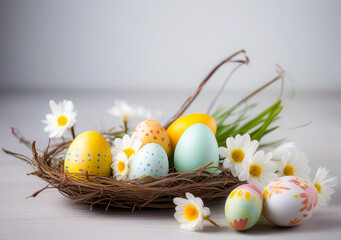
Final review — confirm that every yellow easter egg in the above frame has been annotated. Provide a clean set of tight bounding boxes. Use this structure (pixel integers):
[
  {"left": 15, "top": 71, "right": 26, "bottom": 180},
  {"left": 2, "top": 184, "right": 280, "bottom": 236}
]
[
  {"left": 64, "top": 131, "right": 112, "bottom": 176},
  {"left": 132, "top": 120, "right": 173, "bottom": 157},
  {"left": 166, "top": 113, "right": 217, "bottom": 148}
]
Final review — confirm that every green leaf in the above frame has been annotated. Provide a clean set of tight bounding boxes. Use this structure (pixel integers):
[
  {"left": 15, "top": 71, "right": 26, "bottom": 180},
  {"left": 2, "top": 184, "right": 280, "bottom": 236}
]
[
  {"left": 213, "top": 105, "right": 237, "bottom": 127},
  {"left": 214, "top": 99, "right": 283, "bottom": 146},
  {"left": 251, "top": 105, "right": 283, "bottom": 141}
]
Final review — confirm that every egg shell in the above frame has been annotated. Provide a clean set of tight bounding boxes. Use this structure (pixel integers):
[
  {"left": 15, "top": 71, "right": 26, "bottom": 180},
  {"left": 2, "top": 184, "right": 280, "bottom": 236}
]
[
  {"left": 225, "top": 184, "right": 263, "bottom": 231},
  {"left": 64, "top": 131, "right": 112, "bottom": 176},
  {"left": 262, "top": 176, "right": 318, "bottom": 227},
  {"left": 132, "top": 120, "right": 172, "bottom": 158},
  {"left": 174, "top": 123, "right": 219, "bottom": 173},
  {"left": 166, "top": 113, "right": 217, "bottom": 149},
  {"left": 129, "top": 143, "right": 169, "bottom": 179}
]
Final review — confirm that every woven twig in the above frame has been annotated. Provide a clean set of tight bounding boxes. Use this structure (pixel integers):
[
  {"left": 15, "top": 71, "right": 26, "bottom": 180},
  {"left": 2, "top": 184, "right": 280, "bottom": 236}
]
[{"left": 4, "top": 134, "right": 242, "bottom": 210}]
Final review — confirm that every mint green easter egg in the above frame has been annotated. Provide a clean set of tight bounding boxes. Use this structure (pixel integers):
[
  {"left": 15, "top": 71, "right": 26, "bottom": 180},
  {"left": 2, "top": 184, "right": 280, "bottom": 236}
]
[
  {"left": 225, "top": 184, "right": 263, "bottom": 231},
  {"left": 174, "top": 123, "right": 219, "bottom": 173}
]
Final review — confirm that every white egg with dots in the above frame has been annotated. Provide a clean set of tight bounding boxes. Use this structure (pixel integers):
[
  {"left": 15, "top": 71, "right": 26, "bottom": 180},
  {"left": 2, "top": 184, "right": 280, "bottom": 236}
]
[{"left": 129, "top": 143, "right": 169, "bottom": 179}]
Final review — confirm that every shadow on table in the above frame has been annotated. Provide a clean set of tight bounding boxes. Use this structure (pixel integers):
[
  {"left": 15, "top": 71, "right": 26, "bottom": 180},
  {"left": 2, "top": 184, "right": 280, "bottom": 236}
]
[
  {"left": 63, "top": 197, "right": 341, "bottom": 234},
  {"left": 63, "top": 198, "right": 174, "bottom": 218}
]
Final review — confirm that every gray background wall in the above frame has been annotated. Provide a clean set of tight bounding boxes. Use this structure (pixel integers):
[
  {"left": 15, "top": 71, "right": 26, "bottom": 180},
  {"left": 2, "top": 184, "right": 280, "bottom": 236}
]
[{"left": 0, "top": 0, "right": 340, "bottom": 92}]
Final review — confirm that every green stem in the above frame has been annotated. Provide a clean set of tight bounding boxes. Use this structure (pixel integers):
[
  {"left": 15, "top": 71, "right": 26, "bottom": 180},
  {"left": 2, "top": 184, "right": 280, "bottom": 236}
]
[
  {"left": 204, "top": 216, "right": 220, "bottom": 227},
  {"left": 123, "top": 121, "right": 128, "bottom": 134},
  {"left": 70, "top": 126, "right": 76, "bottom": 139}
]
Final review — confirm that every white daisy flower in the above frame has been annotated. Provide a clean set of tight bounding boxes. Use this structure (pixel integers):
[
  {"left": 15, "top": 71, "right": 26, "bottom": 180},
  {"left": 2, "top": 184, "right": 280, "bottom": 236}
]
[
  {"left": 111, "top": 152, "right": 132, "bottom": 180},
  {"left": 276, "top": 147, "right": 311, "bottom": 180},
  {"left": 108, "top": 100, "right": 139, "bottom": 123},
  {"left": 108, "top": 101, "right": 163, "bottom": 128},
  {"left": 313, "top": 167, "right": 338, "bottom": 207},
  {"left": 173, "top": 193, "right": 218, "bottom": 231},
  {"left": 42, "top": 100, "right": 77, "bottom": 138},
  {"left": 271, "top": 142, "right": 296, "bottom": 160},
  {"left": 219, "top": 134, "right": 259, "bottom": 177},
  {"left": 238, "top": 151, "right": 277, "bottom": 191},
  {"left": 136, "top": 106, "right": 163, "bottom": 122},
  {"left": 112, "top": 134, "right": 142, "bottom": 159}
]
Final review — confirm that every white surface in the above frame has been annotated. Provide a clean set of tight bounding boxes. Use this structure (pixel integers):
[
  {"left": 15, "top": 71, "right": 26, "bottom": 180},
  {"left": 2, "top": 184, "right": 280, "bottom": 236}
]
[
  {"left": 0, "top": 89, "right": 340, "bottom": 239},
  {"left": 1, "top": 0, "right": 340, "bottom": 91}
]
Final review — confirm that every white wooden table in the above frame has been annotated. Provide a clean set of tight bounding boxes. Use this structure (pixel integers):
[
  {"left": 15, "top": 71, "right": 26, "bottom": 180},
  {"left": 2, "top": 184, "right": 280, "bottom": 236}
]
[{"left": 1, "top": 89, "right": 340, "bottom": 239}]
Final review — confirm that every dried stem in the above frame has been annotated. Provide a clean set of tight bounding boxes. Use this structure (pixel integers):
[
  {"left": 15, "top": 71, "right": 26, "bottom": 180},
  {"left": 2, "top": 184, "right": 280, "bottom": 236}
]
[
  {"left": 207, "top": 62, "right": 247, "bottom": 114},
  {"left": 234, "top": 70, "right": 285, "bottom": 109},
  {"left": 2, "top": 147, "right": 32, "bottom": 164},
  {"left": 10, "top": 128, "right": 31, "bottom": 148},
  {"left": 164, "top": 50, "right": 248, "bottom": 129}
]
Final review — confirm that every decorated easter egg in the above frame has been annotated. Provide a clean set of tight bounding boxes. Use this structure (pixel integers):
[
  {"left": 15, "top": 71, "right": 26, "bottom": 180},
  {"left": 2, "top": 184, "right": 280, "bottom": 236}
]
[
  {"left": 64, "top": 131, "right": 112, "bottom": 176},
  {"left": 174, "top": 123, "right": 219, "bottom": 173},
  {"left": 132, "top": 120, "right": 172, "bottom": 157},
  {"left": 166, "top": 113, "right": 217, "bottom": 148},
  {"left": 225, "top": 184, "right": 263, "bottom": 231},
  {"left": 129, "top": 143, "right": 169, "bottom": 179},
  {"left": 262, "top": 176, "right": 318, "bottom": 226}
]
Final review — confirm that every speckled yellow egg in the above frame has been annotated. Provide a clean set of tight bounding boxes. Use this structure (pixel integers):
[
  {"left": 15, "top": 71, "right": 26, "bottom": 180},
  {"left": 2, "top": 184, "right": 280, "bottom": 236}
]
[
  {"left": 166, "top": 113, "right": 217, "bottom": 148},
  {"left": 64, "top": 131, "right": 112, "bottom": 176},
  {"left": 132, "top": 120, "right": 172, "bottom": 157}
]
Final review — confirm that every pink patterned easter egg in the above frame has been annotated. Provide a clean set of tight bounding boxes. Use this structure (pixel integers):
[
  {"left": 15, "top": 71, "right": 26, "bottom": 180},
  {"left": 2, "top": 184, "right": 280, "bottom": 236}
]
[
  {"left": 262, "top": 176, "right": 318, "bottom": 226},
  {"left": 225, "top": 184, "right": 263, "bottom": 231}
]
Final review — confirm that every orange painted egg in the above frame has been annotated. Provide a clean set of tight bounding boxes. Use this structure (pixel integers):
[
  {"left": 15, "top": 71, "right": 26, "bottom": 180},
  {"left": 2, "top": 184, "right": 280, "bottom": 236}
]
[
  {"left": 166, "top": 113, "right": 217, "bottom": 148},
  {"left": 64, "top": 131, "right": 112, "bottom": 176},
  {"left": 132, "top": 120, "right": 173, "bottom": 157}
]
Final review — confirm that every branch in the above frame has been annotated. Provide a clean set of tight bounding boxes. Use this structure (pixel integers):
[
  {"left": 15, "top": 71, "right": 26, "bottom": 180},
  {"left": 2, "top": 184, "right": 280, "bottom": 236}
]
[
  {"left": 11, "top": 128, "right": 31, "bottom": 148},
  {"left": 234, "top": 70, "right": 285, "bottom": 109},
  {"left": 207, "top": 62, "right": 246, "bottom": 114},
  {"left": 164, "top": 50, "right": 248, "bottom": 129}
]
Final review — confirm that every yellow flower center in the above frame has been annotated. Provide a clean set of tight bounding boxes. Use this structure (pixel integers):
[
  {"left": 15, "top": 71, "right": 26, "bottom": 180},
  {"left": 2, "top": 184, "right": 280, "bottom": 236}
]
[
  {"left": 123, "top": 148, "right": 135, "bottom": 159},
  {"left": 117, "top": 161, "right": 126, "bottom": 173},
  {"left": 315, "top": 183, "right": 321, "bottom": 194},
  {"left": 284, "top": 165, "right": 295, "bottom": 176},
  {"left": 249, "top": 164, "right": 262, "bottom": 177},
  {"left": 230, "top": 149, "right": 245, "bottom": 163},
  {"left": 57, "top": 115, "right": 68, "bottom": 126},
  {"left": 184, "top": 204, "right": 199, "bottom": 221}
]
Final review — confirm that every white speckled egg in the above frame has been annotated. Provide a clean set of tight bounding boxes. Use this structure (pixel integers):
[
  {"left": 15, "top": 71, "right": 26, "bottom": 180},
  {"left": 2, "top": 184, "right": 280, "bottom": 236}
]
[
  {"left": 262, "top": 176, "right": 319, "bottom": 227},
  {"left": 129, "top": 143, "right": 169, "bottom": 179}
]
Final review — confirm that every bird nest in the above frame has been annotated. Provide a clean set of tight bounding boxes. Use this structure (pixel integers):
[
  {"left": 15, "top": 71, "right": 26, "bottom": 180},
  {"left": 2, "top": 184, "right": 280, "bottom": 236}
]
[
  {"left": 4, "top": 130, "right": 242, "bottom": 210},
  {"left": 3, "top": 50, "right": 285, "bottom": 210}
]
